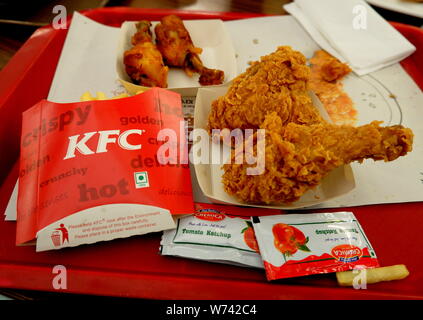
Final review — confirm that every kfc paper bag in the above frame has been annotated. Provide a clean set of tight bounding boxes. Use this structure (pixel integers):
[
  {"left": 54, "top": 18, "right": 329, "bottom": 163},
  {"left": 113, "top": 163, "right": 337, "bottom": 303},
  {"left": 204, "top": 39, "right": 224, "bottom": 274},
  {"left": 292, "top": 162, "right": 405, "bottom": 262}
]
[{"left": 17, "top": 88, "right": 194, "bottom": 251}]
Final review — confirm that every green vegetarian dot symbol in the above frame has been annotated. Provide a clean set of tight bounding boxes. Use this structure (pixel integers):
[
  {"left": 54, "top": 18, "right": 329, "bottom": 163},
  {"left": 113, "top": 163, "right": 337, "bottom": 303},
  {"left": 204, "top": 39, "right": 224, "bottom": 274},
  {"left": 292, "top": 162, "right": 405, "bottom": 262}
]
[{"left": 138, "top": 175, "right": 144, "bottom": 181}]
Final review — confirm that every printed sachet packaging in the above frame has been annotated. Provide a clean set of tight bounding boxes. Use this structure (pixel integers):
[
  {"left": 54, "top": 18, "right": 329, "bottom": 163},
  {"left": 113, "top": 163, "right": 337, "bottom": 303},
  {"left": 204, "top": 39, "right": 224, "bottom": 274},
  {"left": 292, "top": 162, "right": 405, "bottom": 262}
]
[
  {"left": 252, "top": 212, "right": 379, "bottom": 280},
  {"left": 17, "top": 88, "right": 194, "bottom": 251},
  {"left": 161, "top": 203, "right": 279, "bottom": 268}
]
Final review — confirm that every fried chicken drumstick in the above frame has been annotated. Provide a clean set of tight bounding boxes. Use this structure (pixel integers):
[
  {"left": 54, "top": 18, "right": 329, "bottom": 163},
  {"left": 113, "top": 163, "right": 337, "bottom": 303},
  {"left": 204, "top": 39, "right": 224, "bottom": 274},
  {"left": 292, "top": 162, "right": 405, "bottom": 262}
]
[
  {"left": 124, "top": 21, "right": 168, "bottom": 88},
  {"left": 223, "top": 113, "right": 413, "bottom": 204},
  {"left": 154, "top": 15, "right": 224, "bottom": 86},
  {"left": 208, "top": 46, "right": 324, "bottom": 132}
]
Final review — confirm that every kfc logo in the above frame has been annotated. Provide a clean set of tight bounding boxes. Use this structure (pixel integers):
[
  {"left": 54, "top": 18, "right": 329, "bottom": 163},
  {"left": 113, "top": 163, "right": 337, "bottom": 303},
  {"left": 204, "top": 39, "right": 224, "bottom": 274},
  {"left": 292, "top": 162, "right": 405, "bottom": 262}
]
[{"left": 64, "top": 129, "right": 144, "bottom": 159}]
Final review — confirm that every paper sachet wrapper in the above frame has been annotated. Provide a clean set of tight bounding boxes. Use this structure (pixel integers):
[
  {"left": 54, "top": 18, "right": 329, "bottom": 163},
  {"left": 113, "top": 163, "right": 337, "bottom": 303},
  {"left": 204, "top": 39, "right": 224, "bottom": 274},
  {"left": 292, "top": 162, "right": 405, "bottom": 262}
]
[{"left": 161, "top": 202, "right": 280, "bottom": 268}]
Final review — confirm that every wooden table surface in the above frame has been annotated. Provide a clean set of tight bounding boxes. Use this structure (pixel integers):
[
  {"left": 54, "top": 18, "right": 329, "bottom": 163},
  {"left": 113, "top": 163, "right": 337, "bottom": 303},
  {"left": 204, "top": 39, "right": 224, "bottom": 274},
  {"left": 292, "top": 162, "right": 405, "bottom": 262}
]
[{"left": 0, "top": 0, "right": 421, "bottom": 301}]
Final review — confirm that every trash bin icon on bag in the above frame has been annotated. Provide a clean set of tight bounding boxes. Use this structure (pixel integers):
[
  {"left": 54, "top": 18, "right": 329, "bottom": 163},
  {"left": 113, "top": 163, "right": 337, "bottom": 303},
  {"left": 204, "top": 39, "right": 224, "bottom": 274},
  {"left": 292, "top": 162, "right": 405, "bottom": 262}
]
[
  {"left": 50, "top": 224, "right": 69, "bottom": 247},
  {"left": 51, "top": 230, "right": 62, "bottom": 247}
]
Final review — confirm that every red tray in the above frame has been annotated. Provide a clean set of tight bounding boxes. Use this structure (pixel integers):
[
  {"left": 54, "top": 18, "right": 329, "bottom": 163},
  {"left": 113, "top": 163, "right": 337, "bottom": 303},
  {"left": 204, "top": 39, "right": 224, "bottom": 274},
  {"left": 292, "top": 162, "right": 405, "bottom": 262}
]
[{"left": 1, "top": 7, "right": 423, "bottom": 300}]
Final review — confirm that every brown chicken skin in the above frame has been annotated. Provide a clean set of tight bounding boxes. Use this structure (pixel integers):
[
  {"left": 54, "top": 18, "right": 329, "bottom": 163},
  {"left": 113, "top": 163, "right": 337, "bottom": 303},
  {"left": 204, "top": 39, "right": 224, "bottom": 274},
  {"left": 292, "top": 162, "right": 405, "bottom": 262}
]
[
  {"left": 154, "top": 15, "right": 224, "bottom": 86},
  {"left": 223, "top": 113, "right": 413, "bottom": 204},
  {"left": 123, "top": 21, "right": 169, "bottom": 88},
  {"left": 208, "top": 46, "right": 324, "bottom": 132}
]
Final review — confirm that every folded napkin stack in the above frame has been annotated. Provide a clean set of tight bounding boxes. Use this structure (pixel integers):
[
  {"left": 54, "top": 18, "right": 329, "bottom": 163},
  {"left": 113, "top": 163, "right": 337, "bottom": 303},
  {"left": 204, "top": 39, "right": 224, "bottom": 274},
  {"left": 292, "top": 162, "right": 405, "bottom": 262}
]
[{"left": 284, "top": 0, "right": 416, "bottom": 75}]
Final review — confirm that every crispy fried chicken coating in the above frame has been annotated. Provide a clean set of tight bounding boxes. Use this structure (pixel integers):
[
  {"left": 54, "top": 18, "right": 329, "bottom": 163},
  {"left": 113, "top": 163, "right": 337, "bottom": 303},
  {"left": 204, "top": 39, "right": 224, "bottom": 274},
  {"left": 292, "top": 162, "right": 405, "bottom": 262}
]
[
  {"left": 223, "top": 113, "right": 413, "bottom": 204},
  {"left": 208, "top": 46, "right": 324, "bottom": 132},
  {"left": 311, "top": 50, "right": 352, "bottom": 82}
]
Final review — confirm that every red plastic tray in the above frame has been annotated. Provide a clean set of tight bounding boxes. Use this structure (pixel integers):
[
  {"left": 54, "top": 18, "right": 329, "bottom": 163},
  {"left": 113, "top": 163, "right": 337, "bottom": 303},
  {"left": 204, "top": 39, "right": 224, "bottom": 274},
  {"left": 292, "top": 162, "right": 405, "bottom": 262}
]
[{"left": 1, "top": 7, "right": 423, "bottom": 300}]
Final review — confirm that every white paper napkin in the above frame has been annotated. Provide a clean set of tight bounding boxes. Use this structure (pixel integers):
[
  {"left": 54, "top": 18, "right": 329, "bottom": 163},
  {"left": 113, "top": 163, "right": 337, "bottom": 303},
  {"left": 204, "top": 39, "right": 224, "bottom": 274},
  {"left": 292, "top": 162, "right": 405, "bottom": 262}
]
[{"left": 284, "top": 0, "right": 416, "bottom": 75}]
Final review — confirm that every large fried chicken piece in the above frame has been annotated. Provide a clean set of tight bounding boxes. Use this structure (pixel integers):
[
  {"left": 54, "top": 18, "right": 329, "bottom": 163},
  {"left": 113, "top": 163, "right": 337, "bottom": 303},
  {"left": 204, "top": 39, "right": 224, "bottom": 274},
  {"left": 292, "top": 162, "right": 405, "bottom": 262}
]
[
  {"left": 223, "top": 113, "right": 413, "bottom": 204},
  {"left": 154, "top": 15, "right": 224, "bottom": 86},
  {"left": 208, "top": 46, "right": 324, "bottom": 132},
  {"left": 124, "top": 21, "right": 169, "bottom": 88}
]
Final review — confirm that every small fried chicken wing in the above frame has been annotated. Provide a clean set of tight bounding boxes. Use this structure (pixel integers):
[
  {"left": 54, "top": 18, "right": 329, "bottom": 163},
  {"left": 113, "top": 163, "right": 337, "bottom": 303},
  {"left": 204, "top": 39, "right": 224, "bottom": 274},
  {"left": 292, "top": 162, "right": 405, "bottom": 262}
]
[
  {"left": 154, "top": 15, "right": 224, "bottom": 86},
  {"left": 208, "top": 46, "right": 324, "bottom": 132},
  {"left": 124, "top": 21, "right": 168, "bottom": 88},
  {"left": 223, "top": 113, "right": 413, "bottom": 204}
]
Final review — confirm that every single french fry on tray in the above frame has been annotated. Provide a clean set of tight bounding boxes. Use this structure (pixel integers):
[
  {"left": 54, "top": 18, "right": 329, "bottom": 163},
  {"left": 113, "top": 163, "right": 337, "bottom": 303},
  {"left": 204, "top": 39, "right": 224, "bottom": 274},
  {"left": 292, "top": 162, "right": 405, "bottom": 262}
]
[{"left": 336, "top": 264, "right": 410, "bottom": 286}]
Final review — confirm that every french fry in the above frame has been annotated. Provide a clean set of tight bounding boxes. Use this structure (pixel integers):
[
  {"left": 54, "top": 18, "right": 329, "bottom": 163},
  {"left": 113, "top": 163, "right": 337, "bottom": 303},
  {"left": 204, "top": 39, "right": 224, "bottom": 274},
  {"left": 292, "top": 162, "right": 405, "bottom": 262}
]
[
  {"left": 336, "top": 264, "right": 410, "bottom": 286},
  {"left": 80, "top": 91, "right": 131, "bottom": 102},
  {"left": 111, "top": 93, "right": 130, "bottom": 99},
  {"left": 96, "top": 91, "right": 107, "bottom": 100},
  {"left": 80, "top": 91, "right": 95, "bottom": 101}
]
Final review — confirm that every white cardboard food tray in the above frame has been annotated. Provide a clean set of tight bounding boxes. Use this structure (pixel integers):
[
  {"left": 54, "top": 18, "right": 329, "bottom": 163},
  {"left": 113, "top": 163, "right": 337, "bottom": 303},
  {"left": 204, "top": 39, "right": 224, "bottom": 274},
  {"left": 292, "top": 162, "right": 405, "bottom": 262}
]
[
  {"left": 193, "top": 85, "right": 356, "bottom": 210},
  {"left": 116, "top": 19, "right": 238, "bottom": 95}
]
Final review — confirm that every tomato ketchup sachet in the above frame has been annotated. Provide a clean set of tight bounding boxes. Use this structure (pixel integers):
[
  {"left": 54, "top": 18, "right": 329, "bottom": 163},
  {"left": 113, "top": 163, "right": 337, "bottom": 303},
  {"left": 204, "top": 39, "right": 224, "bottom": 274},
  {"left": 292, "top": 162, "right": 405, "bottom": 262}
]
[
  {"left": 252, "top": 212, "right": 379, "bottom": 280},
  {"left": 161, "top": 203, "right": 279, "bottom": 268},
  {"left": 17, "top": 88, "right": 194, "bottom": 251}
]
